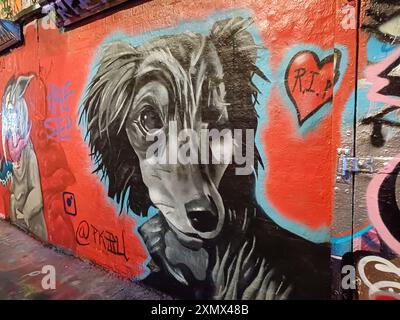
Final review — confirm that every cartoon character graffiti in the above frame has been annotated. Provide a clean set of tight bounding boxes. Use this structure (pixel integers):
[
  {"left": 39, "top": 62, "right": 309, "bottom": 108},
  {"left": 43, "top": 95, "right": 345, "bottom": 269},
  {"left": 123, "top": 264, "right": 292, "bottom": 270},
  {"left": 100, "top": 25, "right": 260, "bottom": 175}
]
[
  {"left": 81, "top": 16, "right": 330, "bottom": 299},
  {"left": 1, "top": 75, "right": 48, "bottom": 241}
]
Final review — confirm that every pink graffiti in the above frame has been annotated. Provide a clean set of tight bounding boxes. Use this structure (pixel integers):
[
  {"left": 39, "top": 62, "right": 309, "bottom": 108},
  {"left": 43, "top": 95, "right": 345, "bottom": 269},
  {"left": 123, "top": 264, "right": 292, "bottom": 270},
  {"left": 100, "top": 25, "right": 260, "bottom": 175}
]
[
  {"left": 366, "top": 47, "right": 400, "bottom": 107},
  {"left": 5, "top": 127, "right": 31, "bottom": 163},
  {"left": 367, "top": 155, "right": 400, "bottom": 255}
]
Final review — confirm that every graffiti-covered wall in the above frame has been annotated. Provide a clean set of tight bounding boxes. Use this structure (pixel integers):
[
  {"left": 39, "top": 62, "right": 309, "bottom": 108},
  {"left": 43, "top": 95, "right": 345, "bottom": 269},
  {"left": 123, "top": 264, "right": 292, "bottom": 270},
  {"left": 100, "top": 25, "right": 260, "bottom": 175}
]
[
  {"left": 2, "top": 0, "right": 397, "bottom": 300},
  {"left": 332, "top": 0, "right": 400, "bottom": 300}
]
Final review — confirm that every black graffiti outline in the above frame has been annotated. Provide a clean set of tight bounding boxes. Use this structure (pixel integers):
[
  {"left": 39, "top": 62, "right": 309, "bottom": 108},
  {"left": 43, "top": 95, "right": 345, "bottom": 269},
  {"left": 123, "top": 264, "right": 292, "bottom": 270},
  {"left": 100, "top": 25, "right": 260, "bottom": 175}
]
[
  {"left": 284, "top": 49, "right": 342, "bottom": 126},
  {"left": 360, "top": 105, "right": 400, "bottom": 148},
  {"left": 377, "top": 162, "right": 400, "bottom": 243},
  {"left": 75, "top": 220, "right": 129, "bottom": 261},
  {"left": 362, "top": 0, "right": 400, "bottom": 45},
  {"left": 75, "top": 220, "right": 90, "bottom": 246},
  {"left": 63, "top": 191, "right": 77, "bottom": 216}
]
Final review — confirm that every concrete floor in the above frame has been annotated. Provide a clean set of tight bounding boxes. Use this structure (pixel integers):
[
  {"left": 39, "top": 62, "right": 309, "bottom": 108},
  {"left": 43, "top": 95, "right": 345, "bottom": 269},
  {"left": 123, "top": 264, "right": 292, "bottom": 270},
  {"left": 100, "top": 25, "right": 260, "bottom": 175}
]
[{"left": 0, "top": 219, "right": 171, "bottom": 300}]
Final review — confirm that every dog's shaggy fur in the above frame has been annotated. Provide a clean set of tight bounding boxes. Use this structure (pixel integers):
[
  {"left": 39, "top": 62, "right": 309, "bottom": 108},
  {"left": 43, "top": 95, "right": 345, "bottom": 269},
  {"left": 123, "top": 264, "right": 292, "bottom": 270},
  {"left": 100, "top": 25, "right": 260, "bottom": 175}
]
[{"left": 81, "top": 17, "right": 331, "bottom": 300}]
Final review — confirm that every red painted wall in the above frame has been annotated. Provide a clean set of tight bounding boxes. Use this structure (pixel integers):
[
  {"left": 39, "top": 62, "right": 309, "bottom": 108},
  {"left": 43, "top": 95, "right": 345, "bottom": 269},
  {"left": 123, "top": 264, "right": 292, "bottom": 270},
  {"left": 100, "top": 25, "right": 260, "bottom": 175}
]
[{"left": 0, "top": 0, "right": 360, "bottom": 299}]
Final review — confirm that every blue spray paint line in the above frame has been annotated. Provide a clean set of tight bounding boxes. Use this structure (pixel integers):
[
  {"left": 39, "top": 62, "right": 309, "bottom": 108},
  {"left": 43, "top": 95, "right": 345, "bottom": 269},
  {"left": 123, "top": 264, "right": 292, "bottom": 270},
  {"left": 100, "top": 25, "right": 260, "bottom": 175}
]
[
  {"left": 277, "top": 44, "right": 348, "bottom": 136},
  {"left": 255, "top": 43, "right": 348, "bottom": 242},
  {"left": 331, "top": 240, "right": 352, "bottom": 257},
  {"left": 254, "top": 52, "right": 332, "bottom": 241},
  {"left": 331, "top": 225, "right": 373, "bottom": 257},
  {"left": 342, "top": 41, "right": 400, "bottom": 126},
  {"left": 341, "top": 85, "right": 383, "bottom": 130},
  {"left": 331, "top": 224, "right": 373, "bottom": 245},
  {"left": 341, "top": 90, "right": 356, "bottom": 128},
  {"left": 367, "top": 37, "right": 397, "bottom": 63},
  {"left": 345, "top": 37, "right": 400, "bottom": 127}
]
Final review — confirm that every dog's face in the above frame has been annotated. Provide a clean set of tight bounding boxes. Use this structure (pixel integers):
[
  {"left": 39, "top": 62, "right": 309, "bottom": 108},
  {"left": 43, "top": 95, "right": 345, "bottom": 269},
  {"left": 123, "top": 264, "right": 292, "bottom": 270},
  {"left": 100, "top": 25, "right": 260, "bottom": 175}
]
[
  {"left": 124, "top": 40, "right": 232, "bottom": 241},
  {"left": 82, "top": 17, "right": 265, "bottom": 246}
]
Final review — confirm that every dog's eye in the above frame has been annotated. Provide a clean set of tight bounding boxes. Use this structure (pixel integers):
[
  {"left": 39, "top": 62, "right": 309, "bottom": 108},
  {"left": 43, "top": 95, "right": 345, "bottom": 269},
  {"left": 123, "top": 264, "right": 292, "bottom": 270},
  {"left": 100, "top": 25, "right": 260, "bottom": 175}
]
[{"left": 139, "top": 107, "right": 163, "bottom": 132}]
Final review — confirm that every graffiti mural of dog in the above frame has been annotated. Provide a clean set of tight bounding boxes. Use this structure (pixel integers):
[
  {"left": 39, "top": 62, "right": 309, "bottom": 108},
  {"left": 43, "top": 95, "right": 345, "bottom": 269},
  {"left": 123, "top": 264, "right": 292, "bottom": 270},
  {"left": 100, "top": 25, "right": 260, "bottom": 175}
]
[
  {"left": 81, "top": 17, "right": 330, "bottom": 299},
  {"left": 1, "top": 75, "right": 48, "bottom": 241}
]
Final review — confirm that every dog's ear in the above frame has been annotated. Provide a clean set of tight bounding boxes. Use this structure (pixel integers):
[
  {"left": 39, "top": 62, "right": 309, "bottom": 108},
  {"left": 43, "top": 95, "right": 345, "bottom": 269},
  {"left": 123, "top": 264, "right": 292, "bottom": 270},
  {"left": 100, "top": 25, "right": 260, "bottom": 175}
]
[
  {"left": 81, "top": 41, "right": 152, "bottom": 216},
  {"left": 209, "top": 17, "right": 266, "bottom": 183},
  {"left": 210, "top": 17, "right": 267, "bottom": 82}
]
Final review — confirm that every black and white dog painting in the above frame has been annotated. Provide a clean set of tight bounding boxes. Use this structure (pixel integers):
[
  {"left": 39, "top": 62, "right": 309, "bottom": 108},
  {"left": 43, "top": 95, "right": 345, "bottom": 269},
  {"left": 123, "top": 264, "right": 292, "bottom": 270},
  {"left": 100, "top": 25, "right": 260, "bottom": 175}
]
[{"left": 81, "top": 16, "right": 331, "bottom": 299}]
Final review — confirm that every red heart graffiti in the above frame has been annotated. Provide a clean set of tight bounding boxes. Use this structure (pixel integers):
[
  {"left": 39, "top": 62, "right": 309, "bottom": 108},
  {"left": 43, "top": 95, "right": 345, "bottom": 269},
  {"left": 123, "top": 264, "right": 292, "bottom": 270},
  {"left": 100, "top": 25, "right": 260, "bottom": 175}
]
[{"left": 285, "top": 49, "right": 341, "bottom": 125}]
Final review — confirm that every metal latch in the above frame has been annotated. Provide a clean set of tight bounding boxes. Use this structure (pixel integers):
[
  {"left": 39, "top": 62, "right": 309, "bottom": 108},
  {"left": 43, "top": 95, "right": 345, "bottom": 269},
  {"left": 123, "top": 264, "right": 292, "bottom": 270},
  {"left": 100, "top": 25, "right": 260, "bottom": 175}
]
[
  {"left": 337, "top": 148, "right": 373, "bottom": 180},
  {"left": 340, "top": 157, "right": 374, "bottom": 176}
]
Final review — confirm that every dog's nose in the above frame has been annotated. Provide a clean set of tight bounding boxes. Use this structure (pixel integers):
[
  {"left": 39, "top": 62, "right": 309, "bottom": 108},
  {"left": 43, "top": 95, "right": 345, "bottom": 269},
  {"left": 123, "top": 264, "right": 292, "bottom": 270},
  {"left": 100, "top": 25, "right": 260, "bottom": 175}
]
[{"left": 185, "top": 196, "right": 218, "bottom": 233}]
